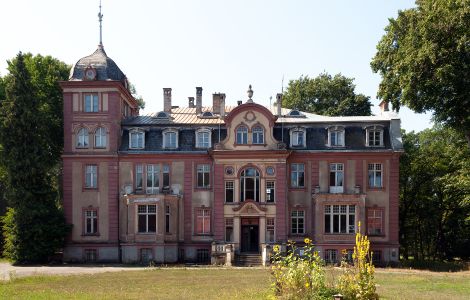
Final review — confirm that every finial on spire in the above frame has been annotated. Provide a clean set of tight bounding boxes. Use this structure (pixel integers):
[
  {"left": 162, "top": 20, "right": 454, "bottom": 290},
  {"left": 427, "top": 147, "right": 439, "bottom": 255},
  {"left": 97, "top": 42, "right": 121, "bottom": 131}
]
[
  {"left": 98, "top": 0, "right": 104, "bottom": 46},
  {"left": 247, "top": 84, "right": 254, "bottom": 103}
]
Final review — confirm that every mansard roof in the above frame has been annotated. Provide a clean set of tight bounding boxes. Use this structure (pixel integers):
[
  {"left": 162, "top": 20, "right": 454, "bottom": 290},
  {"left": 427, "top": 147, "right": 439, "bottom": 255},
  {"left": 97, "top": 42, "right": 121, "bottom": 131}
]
[{"left": 70, "top": 44, "right": 127, "bottom": 82}]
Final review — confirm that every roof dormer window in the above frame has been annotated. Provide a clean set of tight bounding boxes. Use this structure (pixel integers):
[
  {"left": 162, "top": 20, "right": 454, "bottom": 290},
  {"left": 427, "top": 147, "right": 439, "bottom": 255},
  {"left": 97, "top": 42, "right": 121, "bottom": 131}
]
[
  {"left": 287, "top": 110, "right": 305, "bottom": 118},
  {"left": 365, "top": 125, "right": 384, "bottom": 147},
  {"left": 155, "top": 111, "right": 170, "bottom": 119},
  {"left": 327, "top": 126, "right": 345, "bottom": 147},
  {"left": 290, "top": 127, "right": 306, "bottom": 148},
  {"left": 196, "top": 128, "right": 211, "bottom": 148},
  {"left": 129, "top": 129, "right": 145, "bottom": 149},
  {"left": 163, "top": 129, "right": 178, "bottom": 149}
]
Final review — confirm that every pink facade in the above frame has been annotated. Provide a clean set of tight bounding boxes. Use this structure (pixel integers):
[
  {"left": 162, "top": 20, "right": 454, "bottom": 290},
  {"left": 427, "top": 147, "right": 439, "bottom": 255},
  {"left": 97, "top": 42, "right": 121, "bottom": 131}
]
[{"left": 61, "top": 45, "right": 402, "bottom": 264}]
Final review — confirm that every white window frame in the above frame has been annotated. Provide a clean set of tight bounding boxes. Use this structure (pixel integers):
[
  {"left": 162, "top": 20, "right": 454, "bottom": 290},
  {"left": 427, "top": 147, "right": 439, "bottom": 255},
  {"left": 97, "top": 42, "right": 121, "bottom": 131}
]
[
  {"left": 163, "top": 129, "right": 178, "bottom": 149},
  {"left": 84, "top": 94, "right": 99, "bottom": 112},
  {"left": 290, "top": 128, "right": 306, "bottom": 147},
  {"left": 252, "top": 126, "right": 264, "bottom": 144},
  {"left": 327, "top": 126, "right": 345, "bottom": 147},
  {"left": 94, "top": 127, "right": 107, "bottom": 148},
  {"left": 365, "top": 125, "right": 384, "bottom": 147},
  {"left": 197, "top": 164, "right": 211, "bottom": 188},
  {"left": 324, "top": 205, "right": 356, "bottom": 234},
  {"left": 129, "top": 130, "right": 145, "bottom": 149},
  {"left": 329, "top": 163, "right": 344, "bottom": 193},
  {"left": 225, "top": 180, "right": 234, "bottom": 203},
  {"left": 146, "top": 164, "right": 160, "bottom": 194},
  {"left": 236, "top": 125, "right": 248, "bottom": 144},
  {"left": 266, "top": 218, "right": 275, "bottom": 242},
  {"left": 137, "top": 204, "right": 157, "bottom": 233},
  {"left": 84, "top": 210, "right": 98, "bottom": 234},
  {"left": 291, "top": 210, "right": 305, "bottom": 234},
  {"left": 368, "top": 163, "right": 383, "bottom": 188},
  {"left": 266, "top": 180, "right": 275, "bottom": 202},
  {"left": 324, "top": 249, "right": 337, "bottom": 264},
  {"left": 76, "top": 128, "right": 89, "bottom": 148},
  {"left": 196, "top": 128, "right": 211, "bottom": 148},
  {"left": 135, "top": 164, "right": 143, "bottom": 190},
  {"left": 85, "top": 165, "right": 97, "bottom": 188},
  {"left": 291, "top": 163, "right": 305, "bottom": 188}
]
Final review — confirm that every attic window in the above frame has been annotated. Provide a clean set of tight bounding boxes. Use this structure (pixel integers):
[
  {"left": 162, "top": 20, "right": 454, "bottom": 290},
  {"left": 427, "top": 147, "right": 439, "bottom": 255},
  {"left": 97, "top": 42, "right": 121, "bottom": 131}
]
[
  {"left": 202, "top": 111, "right": 214, "bottom": 117},
  {"left": 287, "top": 110, "right": 305, "bottom": 117},
  {"left": 155, "top": 111, "right": 170, "bottom": 119}
]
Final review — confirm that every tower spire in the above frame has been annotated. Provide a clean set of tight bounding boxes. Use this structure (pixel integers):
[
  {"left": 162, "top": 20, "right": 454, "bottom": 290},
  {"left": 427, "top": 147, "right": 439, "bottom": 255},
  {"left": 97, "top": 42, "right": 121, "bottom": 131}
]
[{"left": 98, "top": 0, "right": 103, "bottom": 46}]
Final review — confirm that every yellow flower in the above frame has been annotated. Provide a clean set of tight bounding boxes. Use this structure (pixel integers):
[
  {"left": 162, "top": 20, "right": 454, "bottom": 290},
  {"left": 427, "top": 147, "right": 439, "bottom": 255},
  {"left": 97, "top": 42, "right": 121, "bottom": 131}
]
[
  {"left": 304, "top": 238, "right": 311, "bottom": 244},
  {"left": 305, "top": 282, "right": 310, "bottom": 288},
  {"left": 273, "top": 245, "right": 280, "bottom": 253}
]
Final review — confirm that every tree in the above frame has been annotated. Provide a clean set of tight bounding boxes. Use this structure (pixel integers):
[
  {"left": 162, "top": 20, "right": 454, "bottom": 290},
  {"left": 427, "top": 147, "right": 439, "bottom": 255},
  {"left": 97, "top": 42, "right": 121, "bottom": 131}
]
[
  {"left": 0, "top": 52, "right": 70, "bottom": 263},
  {"left": 399, "top": 126, "right": 470, "bottom": 260},
  {"left": 129, "top": 81, "right": 145, "bottom": 110},
  {"left": 371, "top": 0, "right": 470, "bottom": 147},
  {"left": 282, "top": 73, "right": 372, "bottom": 116}
]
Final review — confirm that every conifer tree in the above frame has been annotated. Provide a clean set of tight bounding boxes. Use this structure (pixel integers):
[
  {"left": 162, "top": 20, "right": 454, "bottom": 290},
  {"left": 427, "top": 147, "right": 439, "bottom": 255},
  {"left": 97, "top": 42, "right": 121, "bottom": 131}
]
[{"left": 0, "top": 52, "right": 69, "bottom": 263}]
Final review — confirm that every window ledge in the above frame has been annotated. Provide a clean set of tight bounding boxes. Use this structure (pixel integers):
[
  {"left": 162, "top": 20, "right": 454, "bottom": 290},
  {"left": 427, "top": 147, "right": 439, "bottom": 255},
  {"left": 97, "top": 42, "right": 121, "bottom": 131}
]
[
  {"left": 81, "top": 234, "right": 100, "bottom": 237},
  {"left": 194, "top": 187, "right": 212, "bottom": 191},
  {"left": 367, "top": 187, "right": 384, "bottom": 191},
  {"left": 136, "top": 232, "right": 157, "bottom": 235},
  {"left": 324, "top": 233, "right": 355, "bottom": 235}
]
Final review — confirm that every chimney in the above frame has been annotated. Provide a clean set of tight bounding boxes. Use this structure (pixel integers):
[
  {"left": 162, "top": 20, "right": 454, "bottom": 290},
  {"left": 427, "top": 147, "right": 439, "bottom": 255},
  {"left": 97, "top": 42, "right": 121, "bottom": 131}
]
[
  {"left": 163, "top": 88, "right": 172, "bottom": 113},
  {"left": 276, "top": 93, "right": 282, "bottom": 117},
  {"left": 379, "top": 100, "right": 389, "bottom": 114},
  {"left": 220, "top": 93, "right": 226, "bottom": 117},
  {"left": 196, "top": 87, "right": 202, "bottom": 115},
  {"left": 188, "top": 97, "right": 195, "bottom": 108},
  {"left": 212, "top": 93, "right": 221, "bottom": 114}
]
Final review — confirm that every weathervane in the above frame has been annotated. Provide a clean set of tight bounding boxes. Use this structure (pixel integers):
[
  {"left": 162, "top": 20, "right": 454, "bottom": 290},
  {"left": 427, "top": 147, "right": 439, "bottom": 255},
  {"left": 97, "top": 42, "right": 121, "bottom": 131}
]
[{"left": 98, "top": 0, "right": 104, "bottom": 45}]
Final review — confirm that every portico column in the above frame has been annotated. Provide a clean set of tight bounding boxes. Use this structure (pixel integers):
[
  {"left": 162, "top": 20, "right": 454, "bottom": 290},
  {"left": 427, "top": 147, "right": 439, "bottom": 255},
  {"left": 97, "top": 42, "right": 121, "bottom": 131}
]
[
  {"left": 234, "top": 216, "right": 241, "bottom": 252},
  {"left": 259, "top": 216, "right": 266, "bottom": 244}
]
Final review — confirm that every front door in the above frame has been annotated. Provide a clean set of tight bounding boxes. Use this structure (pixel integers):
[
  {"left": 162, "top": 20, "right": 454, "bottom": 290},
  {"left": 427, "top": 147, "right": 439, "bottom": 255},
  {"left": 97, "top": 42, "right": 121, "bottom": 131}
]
[{"left": 241, "top": 218, "right": 259, "bottom": 253}]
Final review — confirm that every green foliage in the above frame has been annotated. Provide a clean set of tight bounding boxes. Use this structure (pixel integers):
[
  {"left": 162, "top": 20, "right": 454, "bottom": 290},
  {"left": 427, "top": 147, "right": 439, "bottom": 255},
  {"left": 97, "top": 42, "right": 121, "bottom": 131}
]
[
  {"left": 371, "top": 0, "right": 470, "bottom": 145},
  {"left": 0, "top": 52, "right": 70, "bottom": 263},
  {"left": 336, "top": 224, "right": 378, "bottom": 300},
  {"left": 0, "top": 75, "right": 5, "bottom": 102},
  {"left": 271, "top": 238, "right": 332, "bottom": 299},
  {"left": 282, "top": 73, "right": 372, "bottom": 116},
  {"left": 128, "top": 81, "right": 145, "bottom": 110},
  {"left": 400, "top": 126, "right": 470, "bottom": 260}
]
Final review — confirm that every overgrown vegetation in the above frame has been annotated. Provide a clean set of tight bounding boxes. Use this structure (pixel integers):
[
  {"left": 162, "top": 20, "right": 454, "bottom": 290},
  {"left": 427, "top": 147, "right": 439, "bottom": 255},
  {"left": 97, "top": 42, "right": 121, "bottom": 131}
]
[
  {"left": 271, "top": 226, "right": 377, "bottom": 299},
  {"left": 0, "top": 53, "right": 70, "bottom": 263}
]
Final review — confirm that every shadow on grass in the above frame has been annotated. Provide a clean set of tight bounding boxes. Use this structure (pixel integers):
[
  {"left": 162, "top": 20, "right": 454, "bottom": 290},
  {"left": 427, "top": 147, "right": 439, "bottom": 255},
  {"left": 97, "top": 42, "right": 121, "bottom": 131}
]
[{"left": 395, "top": 259, "right": 470, "bottom": 272}]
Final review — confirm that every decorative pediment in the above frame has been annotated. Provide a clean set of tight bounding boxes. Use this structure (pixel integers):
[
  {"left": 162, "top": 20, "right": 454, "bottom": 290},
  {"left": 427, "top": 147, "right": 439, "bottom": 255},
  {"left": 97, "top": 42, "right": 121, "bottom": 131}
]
[{"left": 232, "top": 200, "right": 267, "bottom": 214}]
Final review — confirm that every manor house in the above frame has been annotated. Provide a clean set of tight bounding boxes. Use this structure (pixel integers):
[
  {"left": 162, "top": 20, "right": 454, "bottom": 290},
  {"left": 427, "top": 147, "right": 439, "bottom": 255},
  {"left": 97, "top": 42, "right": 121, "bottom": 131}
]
[{"left": 60, "top": 43, "right": 402, "bottom": 265}]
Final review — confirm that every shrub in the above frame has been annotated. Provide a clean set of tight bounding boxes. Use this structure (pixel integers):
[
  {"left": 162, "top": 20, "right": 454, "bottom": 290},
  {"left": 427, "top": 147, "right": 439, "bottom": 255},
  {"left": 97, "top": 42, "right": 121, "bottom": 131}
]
[
  {"left": 271, "top": 238, "right": 332, "bottom": 300},
  {"left": 336, "top": 222, "right": 378, "bottom": 300}
]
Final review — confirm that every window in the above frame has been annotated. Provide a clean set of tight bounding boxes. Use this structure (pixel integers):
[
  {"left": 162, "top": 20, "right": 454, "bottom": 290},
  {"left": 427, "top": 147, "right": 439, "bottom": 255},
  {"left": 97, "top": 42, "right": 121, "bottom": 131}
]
[
  {"left": 129, "top": 130, "right": 145, "bottom": 149},
  {"left": 84, "top": 210, "right": 98, "bottom": 235},
  {"left": 163, "top": 164, "right": 170, "bottom": 188},
  {"left": 236, "top": 126, "right": 248, "bottom": 144},
  {"left": 146, "top": 165, "right": 160, "bottom": 194},
  {"left": 366, "top": 126, "right": 384, "bottom": 147},
  {"left": 266, "top": 218, "right": 275, "bottom": 242},
  {"left": 290, "top": 129, "right": 305, "bottom": 147},
  {"left": 163, "top": 130, "right": 178, "bottom": 149},
  {"left": 138, "top": 205, "right": 156, "bottom": 233},
  {"left": 140, "top": 248, "right": 153, "bottom": 264},
  {"left": 225, "top": 181, "right": 234, "bottom": 203},
  {"left": 372, "top": 250, "right": 382, "bottom": 264},
  {"left": 135, "top": 164, "right": 143, "bottom": 190},
  {"left": 266, "top": 181, "right": 275, "bottom": 202},
  {"left": 329, "top": 163, "right": 344, "bottom": 193},
  {"left": 290, "top": 163, "right": 305, "bottom": 188},
  {"left": 343, "top": 249, "right": 354, "bottom": 264},
  {"left": 367, "top": 208, "right": 383, "bottom": 235},
  {"left": 84, "top": 249, "right": 97, "bottom": 262},
  {"left": 196, "top": 249, "right": 210, "bottom": 263},
  {"left": 368, "top": 163, "right": 383, "bottom": 188},
  {"left": 291, "top": 210, "right": 305, "bottom": 234},
  {"left": 197, "top": 164, "right": 210, "bottom": 188},
  {"left": 76, "top": 128, "right": 89, "bottom": 148},
  {"left": 225, "top": 218, "right": 234, "bottom": 242},
  {"left": 324, "top": 205, "right": 356, "bottom": 234},
  {"left": 240, "top": 167, "right": 260, "bottom": 202},
  {"left": 252, "top": 126, "right": 264, "bottom": 144},
  {"left": 84, "top": 94, "right": 99, "bottom": 112},
  {"left": 94, "top": 127, "right": 107, "bottom": 148},
  {"left": 196, "top": 130, "right": 211, "bottom": 148},
  {"left": 196, "top": 208, "right": 211, "bottom": 234},
  {"left": 328, "top": 127, "right": 345, "bottom": 147},
  {"left": 85, "top": 165, "right": 97, "bottom": 188},
  {"left": 165, "top": 205, "right": 171, "bottom": 234},
  {"left": 324, "top": 249, "right": 337, "bottom": 264}
]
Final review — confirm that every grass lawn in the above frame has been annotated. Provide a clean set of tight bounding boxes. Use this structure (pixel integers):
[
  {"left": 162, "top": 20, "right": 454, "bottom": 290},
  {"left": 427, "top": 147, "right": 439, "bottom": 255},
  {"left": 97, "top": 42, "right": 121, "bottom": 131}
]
[{"left": 1, "top": 267, "right": 469, "bottom": 299}]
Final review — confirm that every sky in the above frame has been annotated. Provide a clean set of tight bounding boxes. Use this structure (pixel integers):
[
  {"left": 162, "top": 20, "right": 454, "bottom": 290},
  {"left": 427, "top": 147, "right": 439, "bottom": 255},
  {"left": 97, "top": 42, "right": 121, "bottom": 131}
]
[{"left": 0, "top": 0, "right": 432, "bottom": 132}]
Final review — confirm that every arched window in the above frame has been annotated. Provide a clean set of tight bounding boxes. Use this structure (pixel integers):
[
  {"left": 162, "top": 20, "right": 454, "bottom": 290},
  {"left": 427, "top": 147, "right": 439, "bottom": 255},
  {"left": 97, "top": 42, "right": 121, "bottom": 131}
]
[
  {"left": 76, "top": 128, "right": 89, "bottom": 148},
  {"left": 94, "top": 127, "right": 107, "bottom": 148},
  {"left": 240, "top": 167, "right": 260, "bottom": 202},
  {"left": 252, "top": 126, "right": 264, "bottom": 144},
  {"left": 236, "top": 126, "right": 248, "bottom": 144}
]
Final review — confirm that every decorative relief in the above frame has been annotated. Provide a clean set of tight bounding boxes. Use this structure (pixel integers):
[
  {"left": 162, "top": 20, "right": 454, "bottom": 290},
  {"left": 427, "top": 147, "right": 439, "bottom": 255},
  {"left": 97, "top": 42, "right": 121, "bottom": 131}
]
[{"left": 243, "top": 111, "right": 256, "bottom": 123}]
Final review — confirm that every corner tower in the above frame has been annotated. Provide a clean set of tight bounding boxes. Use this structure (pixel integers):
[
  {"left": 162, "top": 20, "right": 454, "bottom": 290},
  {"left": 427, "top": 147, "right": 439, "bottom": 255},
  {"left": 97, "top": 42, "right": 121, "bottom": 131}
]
[{"left": 59, "top": 5, "right": 138, "bottom": 262}]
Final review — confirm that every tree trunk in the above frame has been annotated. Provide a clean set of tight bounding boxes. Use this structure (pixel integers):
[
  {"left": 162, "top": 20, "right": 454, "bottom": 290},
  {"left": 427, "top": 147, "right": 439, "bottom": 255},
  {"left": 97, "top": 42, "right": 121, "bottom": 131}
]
[{"left": 466, "top": 131, "right": 470, "bottom": 149}]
